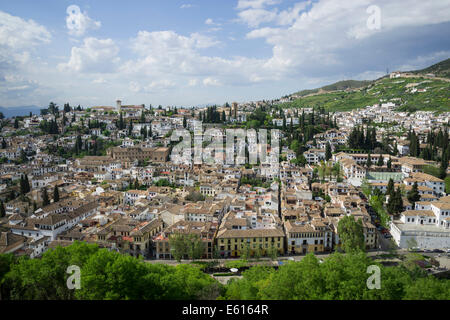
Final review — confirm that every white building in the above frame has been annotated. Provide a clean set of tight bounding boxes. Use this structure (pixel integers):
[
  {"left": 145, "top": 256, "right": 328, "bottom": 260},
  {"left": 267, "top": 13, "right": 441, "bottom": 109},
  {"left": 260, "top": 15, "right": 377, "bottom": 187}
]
[{"left": 390, "top": 201, "right": 450, "bottom": 249}]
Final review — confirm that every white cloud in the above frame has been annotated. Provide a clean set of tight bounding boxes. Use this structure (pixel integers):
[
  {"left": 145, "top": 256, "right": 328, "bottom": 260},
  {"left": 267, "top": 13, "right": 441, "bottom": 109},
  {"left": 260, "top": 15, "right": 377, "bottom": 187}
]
[
  {"left": 122, "top": 29, "right": 272, "bottom": 86},
  {"left": 129, "top": 81, "right": 141, "bottom": 93},
  {"left": 129, "top": 79, "right": 176, "bottom": 93},
  {"left": 188, "top": 79, "right": 198, "bottom": 86},
  {"left": 0, "top": 11, "right": 51, "bottom": 49},
  {"left": 180, "top": 4, "right": 194, "bottom": 9},
  {"left": 93, "top": 77, "right": 107, "bottom": 84},
  {"left": 238, "top": 9, "right": 278, "bottom": 27},
  {"left": 0, "top": 11, "right": 51, "bottom": 105},
  {"left": 66, "top": 8, "right": 101, "bottom": 37},
  {"left": 203, "top": 77, "right": 222, "bottom": 86},
  {"left": 245, "top": 0, "right": 450, "bottom": 74},
  {"left": 236, "top": 0, "right": 281, "bottom": 10},
  {"left": 58, "top": 37, "right": 120, "bottom": 73},
  {"left": 2, "top": 1, "right": 450, "bottom": 108},
  {"left": 130, "top": 30, "right": 219, "bottom": 56},
  {"left": 236, "top": 1, "right": 311, "bottom": 28},
  {"left": 396, "top": 51, "right": 450, "bottom": 72}
]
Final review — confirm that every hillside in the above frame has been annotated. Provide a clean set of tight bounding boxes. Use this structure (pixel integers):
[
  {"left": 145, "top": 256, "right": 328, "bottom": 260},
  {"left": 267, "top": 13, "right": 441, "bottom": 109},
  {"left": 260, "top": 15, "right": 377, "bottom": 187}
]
[
  {"left": 294, "top": 80, "right": 372, "bottom": 97},
  {"left": 283, "top": 59, "right": 450, "bottom": 113},
  {"left": 410, "top": 58, "right": 450, "bottom": 78}
]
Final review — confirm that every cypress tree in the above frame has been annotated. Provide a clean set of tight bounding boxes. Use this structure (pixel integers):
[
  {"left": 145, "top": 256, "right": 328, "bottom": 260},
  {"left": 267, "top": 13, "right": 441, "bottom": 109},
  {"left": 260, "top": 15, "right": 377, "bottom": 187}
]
[
  {"left": 386, "top": 178, "right": 395, "bottom": 197},
  {"left": 42, "top": 188, "right": 50, "bottom": 206},
  {"left": 325, "top": 142, "right": 332, "bottom": 161},
  {"left": 366, "top": 153, "right": 372, "bottom": 168},
  {"left": 25, "top": 175, "right": 30, "bottom": 193},
  {"left": 53, "top": 186, "right": 60, "bottom": 203},
  {"left": 0, "top": 200, "right": 5, "bottom": 218},
  {"left": 407, "top": 182, "right": 421, "bottom": 206}
]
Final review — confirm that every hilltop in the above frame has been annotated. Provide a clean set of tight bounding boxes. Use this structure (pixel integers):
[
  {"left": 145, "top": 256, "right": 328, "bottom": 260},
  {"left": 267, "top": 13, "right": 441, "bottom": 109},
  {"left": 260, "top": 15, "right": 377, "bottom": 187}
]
[
  {"left": 293, "top": 80, "right": 373, "bottom": 97},
  {"left": 282, "top": 58, "right": 450, "bottom": 113},
  {"left": 409, "top": 58, "right": 450, "bottom": 78}
]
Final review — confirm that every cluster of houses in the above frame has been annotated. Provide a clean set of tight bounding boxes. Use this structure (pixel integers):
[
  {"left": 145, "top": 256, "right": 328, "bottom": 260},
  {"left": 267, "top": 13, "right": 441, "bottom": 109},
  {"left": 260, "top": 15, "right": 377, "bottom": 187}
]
[{"left": 1, "top": 99, "right": 449, "bottom": 257}]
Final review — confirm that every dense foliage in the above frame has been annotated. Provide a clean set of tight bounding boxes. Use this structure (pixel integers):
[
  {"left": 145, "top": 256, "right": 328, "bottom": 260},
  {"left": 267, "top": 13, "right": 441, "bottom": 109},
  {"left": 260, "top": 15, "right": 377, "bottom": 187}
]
[
  {"left": 224, "top": 252, "right": 450, "bottom": 300},
  {"left": 0, "top": 243, "right": 448, "bottom": 300},
  {"left": 0, "top": 242, "right": 221, "bottom": 300}
]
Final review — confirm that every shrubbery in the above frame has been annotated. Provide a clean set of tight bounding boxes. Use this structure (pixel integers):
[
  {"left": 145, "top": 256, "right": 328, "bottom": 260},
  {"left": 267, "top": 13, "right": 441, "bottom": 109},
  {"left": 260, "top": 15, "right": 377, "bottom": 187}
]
[{"left": 0, "top": 243, "right": 448, "bottom": 300}]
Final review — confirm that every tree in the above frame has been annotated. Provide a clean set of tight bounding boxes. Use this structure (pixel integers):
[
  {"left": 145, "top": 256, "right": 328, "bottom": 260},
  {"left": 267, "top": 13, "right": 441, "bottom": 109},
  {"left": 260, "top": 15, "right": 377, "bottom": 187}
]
[
  {"left": 387, "top": 186, "right": 403, "bottom": 216},
  {"left": 439, "top": 149, "right": 448, "bottom": 179},
  {"left": 387, "top": 157, "right": 392, "bottom": 169},
  {"left": 407, "top": 182, "right": 421, "bottom": 206},
  {"left": 169, "top": 233, "right": 205, "bottom": 261},
  {"left": 325, "top": 142, "right": 332, "bottom": 161},
  {"left": 13, "top": 118, "right": 19, "bottom": 129},
  {"left": 53, "top": 186, "right": 60, "bottom": 203},
  {"left": 128, "top": 120, "right": 133, "bottom": 136},
  {"left": 169, "top": 234, "right": 187, "bottom": 262},
  {"left": 361, "top": 178, "right": 372, "bottom": 198},
  {"left": 186, "top": 234, "right": 206, "bottom": 261},
  {"left": 332, "top": 162, "right": 341, "bottom": 181},
  {"left": 366, "top": 153, "right": 372, "bottom": 168},
  {"left": 0, "top": 200, "right": 5, "bottom": 217},
  {"left": 19, "top": 175, "right": 30, "bottom": 195},
  {"left": 386, "top": 178, "right": 395, "bottom": 198},
  {"left": 240, "top": 243, "right": 251, "bottom": 261},
  {"left": 41, "top": 188, "right": 50, "bottom": 206},
  {"left": 406, "top": 237, "right": 418, "bottom": 251},
  {"left": 24, "top": 175, "right": 30, "bottom": 193},
  {"left": 337, "top": 215, "right": 365, "bottom": 253},
  {"left": 267, "top": 245, "right": 278, "bottom": 260},
  {"left": 377, "top": 154, "right": 383, "bottom": 166}
]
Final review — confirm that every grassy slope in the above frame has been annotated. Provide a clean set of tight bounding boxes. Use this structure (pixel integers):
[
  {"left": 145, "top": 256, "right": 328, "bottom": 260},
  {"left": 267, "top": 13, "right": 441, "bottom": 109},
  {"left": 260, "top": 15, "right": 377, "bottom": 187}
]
[{"left": 282, "top": 76, "right": 450, "bottom": 113}]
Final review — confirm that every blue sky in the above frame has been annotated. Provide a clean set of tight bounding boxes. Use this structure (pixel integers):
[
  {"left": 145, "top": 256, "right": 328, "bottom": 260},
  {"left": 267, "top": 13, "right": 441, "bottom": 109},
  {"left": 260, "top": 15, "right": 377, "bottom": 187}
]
[{"left": 0, "top": 0, "right": 449, "bottom": 108}]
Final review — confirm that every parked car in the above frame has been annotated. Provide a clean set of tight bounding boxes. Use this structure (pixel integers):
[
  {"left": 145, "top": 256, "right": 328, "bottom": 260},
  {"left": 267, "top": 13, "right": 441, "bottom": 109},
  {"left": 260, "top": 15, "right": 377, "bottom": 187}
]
[{"left": 432, "top": 249, "right": 444, "bottom": 253}]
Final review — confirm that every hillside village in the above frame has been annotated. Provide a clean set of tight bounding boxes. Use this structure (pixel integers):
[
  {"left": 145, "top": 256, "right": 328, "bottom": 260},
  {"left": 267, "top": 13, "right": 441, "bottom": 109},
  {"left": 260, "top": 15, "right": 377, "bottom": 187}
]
[{"left": 0, "top": 76, "right": 449, "bottom": 262}]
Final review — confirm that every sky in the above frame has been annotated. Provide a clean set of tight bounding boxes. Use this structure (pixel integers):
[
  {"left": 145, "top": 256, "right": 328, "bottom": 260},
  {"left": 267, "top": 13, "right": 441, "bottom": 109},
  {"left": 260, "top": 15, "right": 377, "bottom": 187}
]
[{"left": 0, "top": 0, "right": 449, "bottom": 108}]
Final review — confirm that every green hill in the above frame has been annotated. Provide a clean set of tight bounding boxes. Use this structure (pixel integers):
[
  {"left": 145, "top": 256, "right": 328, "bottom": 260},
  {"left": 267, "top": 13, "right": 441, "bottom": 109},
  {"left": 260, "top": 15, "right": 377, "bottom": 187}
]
[{"left": 283, "top": 59, "right": 450, "bottom": 113}]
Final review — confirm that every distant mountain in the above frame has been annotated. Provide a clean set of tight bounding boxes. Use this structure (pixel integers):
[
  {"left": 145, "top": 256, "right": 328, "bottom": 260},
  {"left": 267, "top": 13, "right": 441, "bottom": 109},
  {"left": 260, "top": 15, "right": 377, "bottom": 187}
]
[
  {"left": 0, "top": 105, "right": 43, "bottom": 118},
  {"left": 409, "top": 58, "right": 450, "bottom": 78}
]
